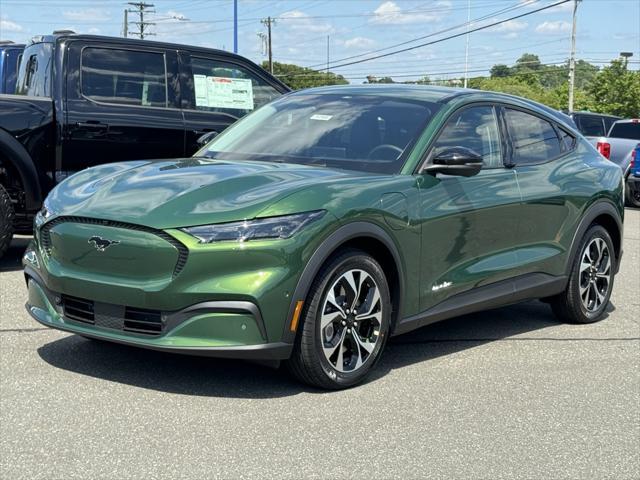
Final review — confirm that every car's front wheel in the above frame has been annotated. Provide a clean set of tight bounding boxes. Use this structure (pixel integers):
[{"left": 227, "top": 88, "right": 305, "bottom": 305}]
[
  {"left": 287, "top": 249, "right": 391, "bottom": 389},
  {"left": 550, "top": 224, "right": 616, "bottom": 324}
]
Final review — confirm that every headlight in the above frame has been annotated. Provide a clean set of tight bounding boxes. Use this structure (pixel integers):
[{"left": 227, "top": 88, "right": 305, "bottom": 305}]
[
  {"left": 181, "top": 210, "right": 326, "bottom": 243},
  {"left": 34, "top": 200, "right": 55, "bottom": 229}
]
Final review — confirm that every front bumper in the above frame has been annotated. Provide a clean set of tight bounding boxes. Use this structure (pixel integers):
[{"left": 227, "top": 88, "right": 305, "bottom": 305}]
[{"left": 25, "top": 269, "right": 293, "bottom": 360}]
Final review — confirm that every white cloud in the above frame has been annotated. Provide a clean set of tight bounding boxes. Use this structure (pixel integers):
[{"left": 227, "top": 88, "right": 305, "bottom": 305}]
[
  {"left": 490, "top": 19, "right": 528, "bottom": 32},
  {"left": 63, "top": 8, "right": 111, "bottom": 22},
  {"left": 279, "top": 10, "right": 333, "bottom": 34},
  {"left": 371, "top": 1, "right": 444, "bottom": 25},
  {"left": 520, "top": 0, "right": 573, "bottom": 12},
  {"left": 535, "top": 20, "right": 571, "bottom": 33},
  {"left": 87, "top": 27, "right": 101, "bottom": 35},
  {"left": 1, "top": 17, "right": 23, "bottom": 33},
  {"left": 343, "top": 37, "right": 376, "bottom": 50}
]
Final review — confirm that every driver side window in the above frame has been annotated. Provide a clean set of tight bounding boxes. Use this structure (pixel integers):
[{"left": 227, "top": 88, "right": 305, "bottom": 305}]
[{"left": 433, "top": 105, "right": 503, "bottom": 168}]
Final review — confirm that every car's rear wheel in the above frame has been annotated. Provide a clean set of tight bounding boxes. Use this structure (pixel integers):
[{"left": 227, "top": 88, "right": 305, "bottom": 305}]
[
  {"left": 0, "top": 184, "right": 15, "bottom": 260},
  {"left": 550, "top": 225, "right": 615, "bottom": 324},
  {"left": 286, "top": 249, "right": 391, "bottom": 389}
]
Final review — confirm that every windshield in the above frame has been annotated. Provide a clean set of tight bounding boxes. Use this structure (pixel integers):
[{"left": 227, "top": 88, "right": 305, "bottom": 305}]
[{"left": 196, "top": 93, "right": 440, "bottom": 174}]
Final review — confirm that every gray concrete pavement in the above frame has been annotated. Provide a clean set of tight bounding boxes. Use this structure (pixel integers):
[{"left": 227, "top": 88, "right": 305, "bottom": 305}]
[{"left": 1, "top": 210, "right": 639, "bottom": 479}]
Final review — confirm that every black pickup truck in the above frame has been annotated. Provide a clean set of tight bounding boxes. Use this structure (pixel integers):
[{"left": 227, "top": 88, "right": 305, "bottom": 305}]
[{"left": 0, "top": 33, "right": 289, "bottom": 257}]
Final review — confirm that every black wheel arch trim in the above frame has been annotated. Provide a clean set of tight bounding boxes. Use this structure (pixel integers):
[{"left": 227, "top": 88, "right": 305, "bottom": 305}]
[
  {"left": 566, "top": 199, "right": 623, "bottom": 276},
  {"left": 282, "top": 221, "right": 405, "bottom": 343},
  {"left": 0, "top": 128, "right": 43, "bottom": 210}
]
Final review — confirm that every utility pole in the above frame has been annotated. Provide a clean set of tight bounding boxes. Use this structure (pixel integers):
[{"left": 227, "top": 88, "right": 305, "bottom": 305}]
[
  {"left": 123, "top": 10, "right": 128, "bottom": 38},
  {"left": 127, "top": 2, "right": 155, "bottom": 40},
  {"left": 326, "top": 35, "right": 330, "bottom": 75},
  {"left": 568, "top": 0, "right": 580, "bottom": 112},
  {"left": 463, "top": 0, "right": 470, "bottom": 88},
  {"left": 233, "top": 0, "right": 238, "bottom": 53},
  {"left": 261, "top": 17, "right": 275, "bottom": 74}
]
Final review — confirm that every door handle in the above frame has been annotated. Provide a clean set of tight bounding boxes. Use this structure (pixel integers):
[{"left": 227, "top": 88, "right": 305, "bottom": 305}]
[
  {"left": 193, "top": 128, "right": 217, "bottom": 136},
  {"left": 76, "top": 122, "right": 108, "bottom": 130}
]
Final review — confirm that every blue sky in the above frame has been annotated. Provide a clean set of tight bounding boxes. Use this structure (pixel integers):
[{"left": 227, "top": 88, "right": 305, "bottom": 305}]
[{"left": 1, "top": 0, "right": 638, "bottom": 83}]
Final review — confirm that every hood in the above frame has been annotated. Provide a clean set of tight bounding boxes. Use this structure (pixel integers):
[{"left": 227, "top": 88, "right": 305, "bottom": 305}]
[{"left": 46, "top": 158, "right": 351, "bottom": 229}]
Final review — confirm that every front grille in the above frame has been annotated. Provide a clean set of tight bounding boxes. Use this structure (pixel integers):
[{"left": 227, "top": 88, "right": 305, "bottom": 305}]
[
  {"left": 62, "top": 295, "right": 95, "bottom": 324},
  {"left": 39, "top": 216, "right": 189, "bottom": 278},
  {"left": 124, "top": 307, "right": 163, "bottom": 335},
  {"left": 61, "top": 295, "right": 163, "bottom": 336}
]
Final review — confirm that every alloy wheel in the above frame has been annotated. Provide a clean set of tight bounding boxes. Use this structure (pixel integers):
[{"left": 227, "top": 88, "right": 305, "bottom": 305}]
[
  {"left": 320, "top": 269, "right": 383, "bottom": 373},
  {"left": 579, "top": 237, "right": 611, "bottom": 312}
]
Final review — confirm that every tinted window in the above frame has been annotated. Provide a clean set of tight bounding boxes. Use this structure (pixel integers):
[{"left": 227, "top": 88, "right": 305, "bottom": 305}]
[
  {"left": 15, "top": 43, "right": 52, "bottom": 97},
  {"left": 577, "top": 115, "right": 605, "bottom": 136},
  {"left": 82, "top": 47, "right": 167, "bottom": 107},
  {"left": 198, "top": 93, "right": 440, "bottom": 174},
  {"left": 608, "top": 122, "right": 640, "bottom": 140},
  {"left": 189, "top": 57, "right": 280, "bottom": 117},
  {"left": 505, "top": 109, "right": 562, "bottom": 164},
  {"left": 432, "top": 106, "right": 503, "bottom": 168},
  {"left": 603, "top": 117, "right": 619, "bottom": 133},
  {"left": 559, "top": 129, "right": 576, "bottom": 151}
]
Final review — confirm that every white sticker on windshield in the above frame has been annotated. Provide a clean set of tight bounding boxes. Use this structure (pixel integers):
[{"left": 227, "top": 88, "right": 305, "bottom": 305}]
[
  {"left": 310, "top": 114, "right": 333, "bottom": 121},
  {"left": 193, "top": 76, "right": 254, "bottom": 110}
]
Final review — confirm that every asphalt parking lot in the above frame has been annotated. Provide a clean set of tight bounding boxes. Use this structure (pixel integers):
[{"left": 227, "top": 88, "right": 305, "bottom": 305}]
[{"left": 1, "top": 209, "right": 638, "bottom": 480}]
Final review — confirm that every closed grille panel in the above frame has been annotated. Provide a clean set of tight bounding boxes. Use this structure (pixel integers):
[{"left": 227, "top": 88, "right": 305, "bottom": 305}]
[{"left": 40, "top": 216, "right": 188, "bottom": 278}]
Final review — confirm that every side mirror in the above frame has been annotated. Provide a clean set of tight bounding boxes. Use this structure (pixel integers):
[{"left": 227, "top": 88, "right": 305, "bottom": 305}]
[
  {"left": 196, "top": 130, "right": 219, "bottom": 146},
  {"left": 422, "top": 146, "right": 483, "bottom": 177}
]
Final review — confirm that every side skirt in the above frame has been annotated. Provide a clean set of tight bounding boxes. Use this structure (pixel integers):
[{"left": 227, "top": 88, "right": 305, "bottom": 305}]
[{"left": 393, "top": 273, "right": 567, "bottom": 336}]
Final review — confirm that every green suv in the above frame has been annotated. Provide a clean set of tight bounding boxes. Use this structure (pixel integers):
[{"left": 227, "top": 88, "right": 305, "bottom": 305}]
[{"left": 24, "top": 85, "right": 624, "bottom": 389}]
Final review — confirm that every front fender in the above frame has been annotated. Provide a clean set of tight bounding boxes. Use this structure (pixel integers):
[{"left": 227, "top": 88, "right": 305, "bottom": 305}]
[{"left": 281, "top": 221, "right": 405, "bottom": 344}]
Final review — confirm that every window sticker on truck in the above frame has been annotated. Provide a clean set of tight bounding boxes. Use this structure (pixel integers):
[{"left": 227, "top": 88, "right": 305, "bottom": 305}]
[{"left": 194, "top": 75, "right": 254, "bottom": 110}]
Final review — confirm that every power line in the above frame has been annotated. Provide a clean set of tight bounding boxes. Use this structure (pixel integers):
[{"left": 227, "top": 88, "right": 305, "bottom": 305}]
[
  {"left": 305, "top": 0, "right": 540, "bottom": 69},
  {"left": 317, "top": 0, "right": 572, "bottom": 71}
]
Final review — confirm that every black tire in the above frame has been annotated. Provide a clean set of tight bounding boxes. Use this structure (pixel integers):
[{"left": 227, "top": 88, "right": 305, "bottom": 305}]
[
  {"left": 0, "top": 184, "right": 15, "bottom": 260},
  {"left": 286, "top": 249, "right": 391, "bottom": 389},
  {"left": 625, "top": 178, "right": 640, "bottom": 208},
  {"left": 550, "top": 224, "right": 616, "bottom": 324}
]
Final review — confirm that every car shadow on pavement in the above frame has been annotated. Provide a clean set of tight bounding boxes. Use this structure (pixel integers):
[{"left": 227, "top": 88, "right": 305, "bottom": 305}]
[
  {"left": 36, "top": 299, "right": 605, "bottom": 398},
  {"left": 1, "top": 236, "right": 30, "bottom": 272}
]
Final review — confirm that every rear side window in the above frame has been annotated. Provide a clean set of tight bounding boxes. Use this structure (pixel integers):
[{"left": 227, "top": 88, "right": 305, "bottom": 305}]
[
  {"left": 432, "top": 105, "right": 503, "bottom": 168},
  {"left": 603, "top": 117, "right": 619, "bottom": 134},
  {"left": 559, "top": 129, "right": 576, "bottom": 151},
  {"left": 577, "top": 115, "right": 605, "bottom": 136},
  {"left": 505, "top": 109, "right": 562, "bottom": 164},
  {"left": 608, "top": 122, "right": 640, "bottom": 140},
  {"left": 189, "top": 57, "right": 280, "bottom": 117},
  {"left": 81, "top": 47, "right": 167, "bottom": 107}
]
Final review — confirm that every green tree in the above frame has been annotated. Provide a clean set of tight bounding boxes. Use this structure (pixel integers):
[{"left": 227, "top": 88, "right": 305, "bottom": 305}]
[
  {"left": 587, "top": 59, "right": 640, "bottom": 117},
  {"left": 365, "top": 76, "right": 395, "bottom": 84},
  {"left": 490, "top": 64, "right": 511, "bottom": 78},
  {"left": 546, "top": 83, "right": 595, "bottom": 112},
  {"left": 469, "top": 76, "right": 550, "bottom": 104},
  {"left": 264, "top": 61, "right": 348, "bottom": 90}
]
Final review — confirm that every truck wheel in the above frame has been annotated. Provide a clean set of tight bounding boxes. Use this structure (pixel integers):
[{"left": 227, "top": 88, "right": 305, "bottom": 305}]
[
  {"left": 625, "top": 179, "right": 640, "bottom": 208},
  {"left": 0, "top": 184, "right": 15, "bottom": 259}
]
